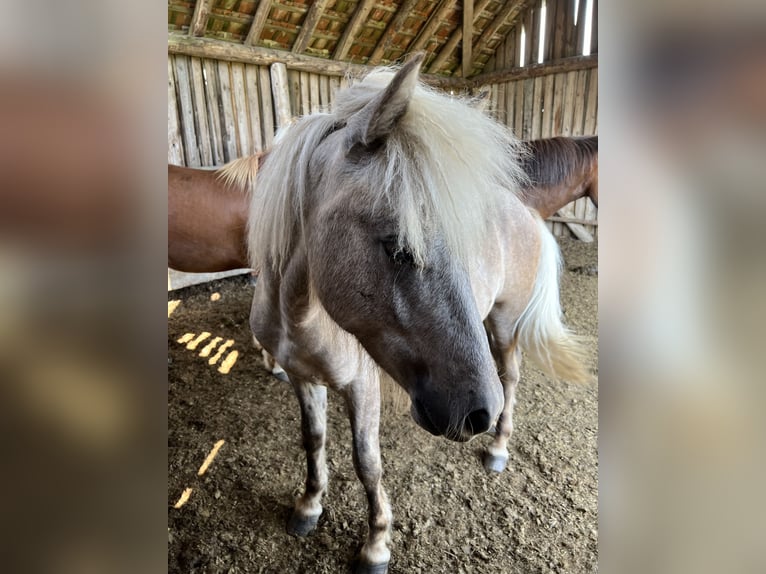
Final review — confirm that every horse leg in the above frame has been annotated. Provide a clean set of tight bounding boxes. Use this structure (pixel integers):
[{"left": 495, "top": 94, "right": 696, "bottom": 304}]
[
  {"left": 287, "top": 380, "right": 328, "bottom": 536},
  {"left": 484, "top": 345, "right": 521, "bottom": 473},
  {"left": 344, "top": 380, "right": 392, "bottom": 574}
]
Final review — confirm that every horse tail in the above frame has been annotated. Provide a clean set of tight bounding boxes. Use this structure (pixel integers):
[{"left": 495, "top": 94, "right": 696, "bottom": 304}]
[{"left": 515, "top": 217, "right": 591, "bottom": 383}]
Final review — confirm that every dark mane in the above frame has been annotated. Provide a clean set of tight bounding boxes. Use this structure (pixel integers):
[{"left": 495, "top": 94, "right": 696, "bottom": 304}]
[{"left": 520, "top": 136, "right": 598, "bottom": 188}]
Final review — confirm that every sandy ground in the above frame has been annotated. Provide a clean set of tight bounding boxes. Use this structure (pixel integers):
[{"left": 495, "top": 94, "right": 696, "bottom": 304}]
[{"left": 168, "top": 238, "right": 598, "bottom": 574}]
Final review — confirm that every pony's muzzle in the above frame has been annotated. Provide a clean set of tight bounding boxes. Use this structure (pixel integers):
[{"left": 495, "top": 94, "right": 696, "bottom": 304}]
[{"left": 410, "top": 392, "right": 499, "bottom": 441}]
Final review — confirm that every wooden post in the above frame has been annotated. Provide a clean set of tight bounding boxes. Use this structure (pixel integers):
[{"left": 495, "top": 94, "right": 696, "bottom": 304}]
[
  {"left": 462, "top": 0, "right": 474, "bottom": 78},
  {"left": 270, "top": 62, "right": 292, "bottom": 130}
]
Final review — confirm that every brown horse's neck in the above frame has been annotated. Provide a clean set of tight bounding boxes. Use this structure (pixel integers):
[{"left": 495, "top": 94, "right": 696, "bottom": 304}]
[{"left": 519, "top": 136, "right": 598, "bottom": 219}]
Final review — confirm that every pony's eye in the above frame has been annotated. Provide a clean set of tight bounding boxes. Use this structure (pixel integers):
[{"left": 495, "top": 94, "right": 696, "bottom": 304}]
[{"left": 381, "top": 237, "right": 414, "bottom": 266}]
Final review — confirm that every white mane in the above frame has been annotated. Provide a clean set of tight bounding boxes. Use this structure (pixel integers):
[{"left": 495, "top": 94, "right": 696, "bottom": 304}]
[{"left": 248, "top": 65, "right": 528, "bottom": 271}]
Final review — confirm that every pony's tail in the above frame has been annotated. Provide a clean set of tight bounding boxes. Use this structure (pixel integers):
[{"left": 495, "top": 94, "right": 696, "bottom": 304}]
[{"left": 515, "top": 217, "right": 591, "bottom": 384}]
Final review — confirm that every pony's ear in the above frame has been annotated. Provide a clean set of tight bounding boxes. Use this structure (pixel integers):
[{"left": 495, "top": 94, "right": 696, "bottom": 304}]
[{"left": 347, "top": 53, "right": 425, "bottom": 148}]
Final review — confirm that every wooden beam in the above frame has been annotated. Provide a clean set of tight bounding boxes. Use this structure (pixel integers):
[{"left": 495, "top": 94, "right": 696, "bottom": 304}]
[
  {"left": 333, "top": 0, "right": 376, "bottom": 61},
  {"left": 470, "top": 54, "right": 597, "bottom": 85},
  {"left": 245, "top": 0, "right": 272, "bottom": 46},
  {"left": 292, "top": 0, "right": 330, "bottom": 54},
  {"left": 462, "top": 0, "right": 474, "bottom": 78},
  {"left": 470, "top": 0, "right": 531, "bottom": 70},
  {"left": 270, "top": 63, "right": 292, "bottom": 129},
  {"left": 168, "top": 33, "right": 470, "bottom": 88},
  {"left": 409, "top": 0, "right": 456, "bottom": 53},
  {"left": 368, "top": 0, "right": 421, "bottom": 65},
  {"left": 427, "top": 0, "right": 493, "bottom": 74},
  {"left": 189, "top": 0, "right": 214, "bottom": 37},
  {"left": 546, "top": 215, "right": 598, "bottom": 226}
]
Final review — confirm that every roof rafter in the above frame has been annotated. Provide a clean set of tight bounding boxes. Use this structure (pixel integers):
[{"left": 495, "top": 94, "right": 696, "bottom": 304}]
[
  {"left": 469, "top": 0, "right": 532, "bottom": 73},
  {"left": 427, "top": 0, "right": 493, "bottom": 74},
  {"left": 367, "top": 0, "right": 422, "bottom": 65},
  {"left": 292, "top": 0, "right": 331, "bottom": 54},
  {"left": 409, "top": 0, "right": 456, "bottom": 54},
  {"left": 245, "top": 1, "right": 273, "bottom": 46},
  {"left": 189, "top": 0, "right": 214, "bottom": 37},
  {"left": 333, "top": 0, "right": 377, "bottom": 61}
]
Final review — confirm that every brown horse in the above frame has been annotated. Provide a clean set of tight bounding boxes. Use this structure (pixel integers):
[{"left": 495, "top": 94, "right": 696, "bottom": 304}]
[
  {"left": 518, "top": 136, "right": 598, "bottom": 219},
  {"left": 168, "top": 154, "right": 265, "bottom": 273}
]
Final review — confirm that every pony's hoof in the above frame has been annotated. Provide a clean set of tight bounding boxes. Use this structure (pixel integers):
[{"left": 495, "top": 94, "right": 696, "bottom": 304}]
[
  {"left": 273, "top": 370, "right": 290, "bottom": 383},
  {"left": 286, "top": 512, "right": 320, "bottom": 537},
  {"left": 353, "top": 559, "right": 389, "bottom": 574},
  {"left": 483, "top": 452, "right": 508, "bottom": 473}
]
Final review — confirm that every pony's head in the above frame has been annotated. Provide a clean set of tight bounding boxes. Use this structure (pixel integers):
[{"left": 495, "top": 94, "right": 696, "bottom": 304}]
[{"left": 250, "top": 55, "right": 527, "bottom": 441}]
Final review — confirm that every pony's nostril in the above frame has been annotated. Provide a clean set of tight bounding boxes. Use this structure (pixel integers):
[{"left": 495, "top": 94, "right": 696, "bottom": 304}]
[{"left": 464, "top": 408, "right": 492, "bottom": 435}]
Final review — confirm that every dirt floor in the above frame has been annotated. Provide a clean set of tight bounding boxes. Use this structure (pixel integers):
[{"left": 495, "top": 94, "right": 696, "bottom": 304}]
[{"left": 168, "top": 238, "right": 598, "bottom": 574}]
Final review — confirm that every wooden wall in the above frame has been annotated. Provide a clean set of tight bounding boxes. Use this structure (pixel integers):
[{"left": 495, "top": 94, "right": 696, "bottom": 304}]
[
  {"left": 483, "top": 0, "right": 598, "bottom": 239},
  {"left": 168, "top": 54, "right": 351, "bottom": 168},
  {"left": 168, "top": 0, "right": 598, "bottom": 264}
]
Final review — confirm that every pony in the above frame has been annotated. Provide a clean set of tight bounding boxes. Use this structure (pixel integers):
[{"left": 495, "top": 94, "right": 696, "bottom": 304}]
[
  {"left": 167, "top": 153, "right": 266, "bottom": 273},
  {"left": 518, "top": 136, "right": 599, "bottom": 219},
  {"left": 234, "top": 54, "right": 588, "bottom": 573}
]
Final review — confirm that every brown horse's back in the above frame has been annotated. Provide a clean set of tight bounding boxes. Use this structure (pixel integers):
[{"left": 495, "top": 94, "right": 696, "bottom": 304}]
[{"left": 168, "top": 164, "right": 250, "bottom": 272}]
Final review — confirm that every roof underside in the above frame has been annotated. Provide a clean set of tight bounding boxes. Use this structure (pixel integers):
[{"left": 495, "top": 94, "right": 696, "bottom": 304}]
[{"left": 167, "top": 0, "right": 534, "bottom": 78}]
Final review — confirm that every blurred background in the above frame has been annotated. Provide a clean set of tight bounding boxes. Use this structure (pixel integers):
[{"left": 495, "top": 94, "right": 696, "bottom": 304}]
[{"left": 0, "top": 0, "right": 764, "bottom": 572}]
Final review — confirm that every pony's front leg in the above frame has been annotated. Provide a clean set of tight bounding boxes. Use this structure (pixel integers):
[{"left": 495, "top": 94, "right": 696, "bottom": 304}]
[
  {"left": 484, "top": 345, "right": 521, "bottom": 473},
  {"left": 344, "top": 380, "right": 392, "bottom": 574},
  {"left": 287, "top": 379, "right": 328, "bottom": 536}
]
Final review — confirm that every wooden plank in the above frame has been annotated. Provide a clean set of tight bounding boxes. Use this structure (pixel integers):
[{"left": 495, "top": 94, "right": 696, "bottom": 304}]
[
  {"left": 333, "top": 0, "right": 376, "bottom": 61},
  {"left": 368, "top": 0, "right": 421, "bottom": 66},
  {"left": 590, "top": 0, "right": 597, "bottom": 54},
  {"left": 572, "top": 68, "right": 587, "bottom": 135},
  {"left": 329, "top": 75, "right": 341, "bottom": 100},
  {"left": 556, "top": 203, "right": 593, "bottom": 241},
  {"left": 427, "top": 0, "right": 493, "bottom": 74},
  {"left": 202, "top": 59, "right": 225, "bottom": 165},
  {"left": 564, "top": 0, "right": 577, "bottom": 57},
  {"left": 471, "top": 1, "right": 532, "bottom": 70},
  {"left": 174, "top": 55, "right": 201, "bottom": 166},
  {"left": 542, "top": 0, "right": 557, "bottom": 63},
  {"left": 299, "top": 71, "right": 310, "bottom": 116},
  {"left": 531, "top": 75, "right": 543, "bottom": 138},
  {"left": 270, "top": 62, "right": 292, "bottom": 130},
  {"left": 230, "top": 62, "right": 251, "bottom": 156},
  {"left": 531, "top": 1, "right": 541, "bottom": 64},
  {"left": 561, "top": 70, "right": 577, "bottom": 135},
  {"left": 583, "top": 67, "right": 597, "bottom": 135},
  {"left": 496, "top": 26, "right": 506, "bottom": 123},
  {"left": 217, "top": 60, "right": 238, "bottom": 162},
  {"left": 504, "top": 28, "right": 517, "bottom": 73},
  {"left": 505, "top": 80, "right": 515, "bottom": 131},
  {"left": 410, "top": 0, "right": 456, "bottom": 53},
  {"left": 522, "top": 78, "right": 534, "bottom": 139},
  {"left": 551, "top": 0, "right": 567, "bottom": 59},
  {"left": 546, "top": 214, "right": 598, "bottom": 226},
  {"left": 167, "top": 57, "right": 185, "bottom": 165},
  {"left": 245, "top": 0, "right": 272, "bottom": 45},
  {"left": 551, "top": 71, "right": 566, "bottom": 135},
  {"left": 258, "top": 66, "right": 276, "bottom": 147},
  {"left": 309, "top": 73, "right": 320, "bottom": 114},
  {"left": 170, "top": 32, "right": 467, "bottom": 89},
  {"left": 245, "top": 65, "right": 264, "bottom": 153},
  {"left": 523, "top": 8, "right": 534, "bottom": 66},
  {"left": 462, "top": 0, "right": 474, "bottom": 78},
  {"left": 190, "top": 58, "right": 213, "bottom": 165},
  {"left": 287, "top": 69, "right": 300, "bottom": 118},
  {"left": 515, "top": 16, "right": 524, "bottom": 67},
  {"left": 319, "top": 74, "right": 330, "bottom": 108},
  {"left": 576, "top": 0, "right": 588, "bottom": 54},
  {"left": 540, "top": 71, "right": 554, "bottom": 137},
  {"left": 470, "top": 54, "right": 596, "bottom": 87},
  {"left": 292, "top": 0, "right": 330, "bottom": 54},
  {"left": 489, "top": 84, "right": 498, "bottom": 120},
  {"left": 189, "top": 0, "right": 214, "bottom": 37},
  {"left": 514, "top": 80, "right": 524, "bottom": 137}
]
